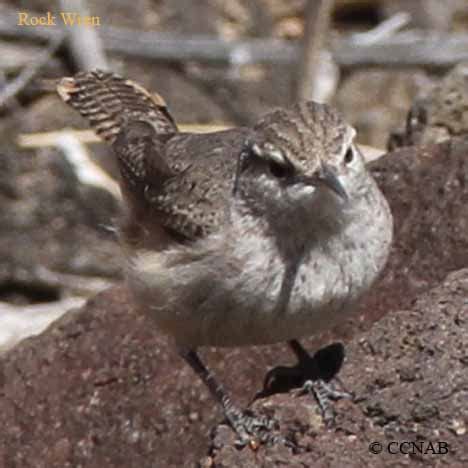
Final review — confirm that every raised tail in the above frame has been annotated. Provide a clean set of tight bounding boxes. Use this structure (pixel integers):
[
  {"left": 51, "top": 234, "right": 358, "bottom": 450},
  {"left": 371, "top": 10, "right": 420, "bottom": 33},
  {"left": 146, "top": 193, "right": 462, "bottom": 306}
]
[
  {"left": 57, "top": 69, "right": 178, "bottom": 246},
  {"left": 57, "top": 69, "right": 178, "bottom": 144}
]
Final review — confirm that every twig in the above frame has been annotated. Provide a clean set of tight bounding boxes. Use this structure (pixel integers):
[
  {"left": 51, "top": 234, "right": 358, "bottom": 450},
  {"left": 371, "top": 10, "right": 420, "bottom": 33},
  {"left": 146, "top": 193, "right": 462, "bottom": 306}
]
[
  {"left": 296, "top": 0, "right": 334, "bottom": 102},
  {"left": 18, "top": 126, "right": 231, "bottom": 201},
  {"left": 0, "top": 41, "right": 61, "bottom": 71},
  {"left": 18, "top": 129, "right": 100, "bottom": 147},
  {"left": 59, "top": 0, "right": 109, "bottom": 70},
  {"left": 351, "top": 12, "right": 411, "bottom": 45},
  {"left": 17, "top": 128, "right": 385, "bottom": 164},
  {"left": 17, "top": 125, "right": 232, "bottom": 148},
  {"left": 0, "top": 34, "right": 63, "bottom": 109},
  {"left": 0, "top": 8, "right": 296, "bottom": 64},
  {"left": 54, "top": 132, "right": 121, "bottom": 199},
  {"left": 34, "top": 266, "right": 113, "bottom": 296},
  {"left": 334, "top": 31, "right": 468, "bottom": 67},
  {"left": 0, "top": 70, "right": 19, "bottom": 109},
  {"left": 1, "top": 7, "right": 468, "bottom": 68}
]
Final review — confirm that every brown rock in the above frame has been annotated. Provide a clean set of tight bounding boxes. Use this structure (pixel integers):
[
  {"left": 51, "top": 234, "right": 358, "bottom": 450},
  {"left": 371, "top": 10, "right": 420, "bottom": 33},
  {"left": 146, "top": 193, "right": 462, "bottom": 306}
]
[
  {"left": 388, "top": 64, "right": 468, "bottom": 150},
  {"left": 365, "top": 138, "right": 468, "bottom": 319},
  {"left": 0, "top": 287, "right": 217, "bottom": 468},
  {"left": 336, "top": 69, "right": 428, "bottom": 148},
  {"left": 0, "top": 141, "right": 121, "bottom": 304}
]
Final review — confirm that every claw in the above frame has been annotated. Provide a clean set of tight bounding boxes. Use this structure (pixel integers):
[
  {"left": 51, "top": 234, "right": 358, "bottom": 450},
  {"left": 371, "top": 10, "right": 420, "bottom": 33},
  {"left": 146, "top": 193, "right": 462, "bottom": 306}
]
[
  {"left": 229, "top": 412, "right": 295, "bottom": 449},
  {"left": 299, "top": 378, "right": 354, "bottom": 426}
]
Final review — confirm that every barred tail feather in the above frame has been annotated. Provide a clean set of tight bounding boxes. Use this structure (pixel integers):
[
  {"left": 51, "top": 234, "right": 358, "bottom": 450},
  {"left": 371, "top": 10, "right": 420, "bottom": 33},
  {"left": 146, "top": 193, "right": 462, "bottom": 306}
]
[{"left": 57, "top": 69, "right": 177, "bottom": 144}]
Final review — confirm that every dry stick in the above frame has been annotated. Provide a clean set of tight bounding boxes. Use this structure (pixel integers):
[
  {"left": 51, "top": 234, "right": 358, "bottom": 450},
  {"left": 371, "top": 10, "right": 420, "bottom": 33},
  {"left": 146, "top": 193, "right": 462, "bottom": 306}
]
[
  {"left": 296, "top": 0, "right": 334, "bottom": 102},
  {"left": 2, "top": 8, "right": 468, "bottom": 67},
  {"left": 17, "top": 128, "right": 385, "bottom": 164},
  {"left": 0, "top": 34, "right": 64, "bottom": 109},
  {"left": 0, "top": 70, "right": 19, "bottom": 109},
  {"left": 2, "top": 7, "right": 468, "bottom": 67},
  {"left": 58, "top": 0, "right": 109, "bottom": 70},
  {"left": 17, "top": 125, "right": 232, "bottom": 148},
  {"left": 53, "top": 132, "right": 121, "bottom": 200},
  {"left": 352, "top": 12, "right": 411, "bottom": 45},
  {"left": 0, "top": 8, "right": 296, "bottom": 65},
  {"left": 34, "top": 266, "right": 113, "bottom": 296},
  {"left": 0, "top": 41, "right": 62, "bottom": 71}
]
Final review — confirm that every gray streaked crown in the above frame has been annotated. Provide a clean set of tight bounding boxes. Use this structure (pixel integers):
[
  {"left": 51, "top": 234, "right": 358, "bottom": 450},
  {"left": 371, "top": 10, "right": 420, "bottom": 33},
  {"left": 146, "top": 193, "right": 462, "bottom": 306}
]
[{"left": 253, "top": 101, "right": 350, "bottom": 173}]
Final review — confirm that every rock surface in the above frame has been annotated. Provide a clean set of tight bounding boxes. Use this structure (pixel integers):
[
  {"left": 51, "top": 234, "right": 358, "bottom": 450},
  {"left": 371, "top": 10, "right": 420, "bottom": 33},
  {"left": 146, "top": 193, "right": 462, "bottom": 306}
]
[
  {"left": 207, "top": 268, "right": 468, "bottom": 467},
  {"left": 1, "top": 139, "right": 467, "bottom": 467},
  {"left": 0, "top": 142, "right": 120, "bottom": 304},
  {"left": 363, "top": 138, "right": 468, "bottom": 319},
  {"left": 388, "top": 64, "right": 468, "bottom": 150}
]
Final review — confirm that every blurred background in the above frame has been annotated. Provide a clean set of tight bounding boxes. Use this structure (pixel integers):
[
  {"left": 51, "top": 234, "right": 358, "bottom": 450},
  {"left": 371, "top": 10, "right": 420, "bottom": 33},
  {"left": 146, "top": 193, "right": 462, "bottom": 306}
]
[{"left": 1, "top": 0, "right": 468, "bottom": 350}]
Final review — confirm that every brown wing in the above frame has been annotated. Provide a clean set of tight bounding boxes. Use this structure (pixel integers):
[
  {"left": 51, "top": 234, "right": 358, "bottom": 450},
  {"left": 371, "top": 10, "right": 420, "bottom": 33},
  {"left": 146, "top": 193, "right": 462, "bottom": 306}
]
[
  {"left": 111, "top": 126, "right": 251, "bottom": 242},
  {"left": 152, "top": 129, "right": 252, "bottom": 239},
  {"left": 57, "top": 70, "right": 252, "bottom": 244}
]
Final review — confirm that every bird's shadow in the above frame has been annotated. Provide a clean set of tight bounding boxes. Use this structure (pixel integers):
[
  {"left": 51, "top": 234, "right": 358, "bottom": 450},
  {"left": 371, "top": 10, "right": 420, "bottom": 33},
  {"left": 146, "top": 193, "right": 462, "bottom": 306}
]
[{"left": 254, "top": 342, "right": 346, "bottom": 400}]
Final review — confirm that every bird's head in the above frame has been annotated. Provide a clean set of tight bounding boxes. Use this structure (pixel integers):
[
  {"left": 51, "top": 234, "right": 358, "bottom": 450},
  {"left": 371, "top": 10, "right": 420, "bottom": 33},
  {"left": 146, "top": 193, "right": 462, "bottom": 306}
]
[{"left": 233, "top": 102, "right": 369, "bottom": 231}]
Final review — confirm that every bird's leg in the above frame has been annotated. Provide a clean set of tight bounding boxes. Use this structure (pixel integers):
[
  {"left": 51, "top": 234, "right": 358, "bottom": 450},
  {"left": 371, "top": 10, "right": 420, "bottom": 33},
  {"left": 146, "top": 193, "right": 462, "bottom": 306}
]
[
  {"left": 263, "top": 340, "right": 353, "bottom": 426},
  {"left": 290, "top": 340, "right": 354, "bottom": 426},
  {"left": 178, "top": 347, "right": 284, "bottom": 447}
]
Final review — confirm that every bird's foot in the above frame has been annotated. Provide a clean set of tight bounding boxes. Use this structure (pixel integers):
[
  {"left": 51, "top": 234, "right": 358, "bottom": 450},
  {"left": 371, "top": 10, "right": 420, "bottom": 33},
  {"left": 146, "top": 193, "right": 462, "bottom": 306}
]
[
  {"left": 261, "top": 342, "right": 354, "bottom": 427},
  {"left": 297, "top": 378, "right": 354, "bottom": 427},
  {"left": 226, "top": 408, "right": 293, "bottom": 449},
  {"left": 179, "top": 348, "right": 294, "bottom": 450},
  {"left": 263, "top": 342, "right": 346, "bottom": 392}
]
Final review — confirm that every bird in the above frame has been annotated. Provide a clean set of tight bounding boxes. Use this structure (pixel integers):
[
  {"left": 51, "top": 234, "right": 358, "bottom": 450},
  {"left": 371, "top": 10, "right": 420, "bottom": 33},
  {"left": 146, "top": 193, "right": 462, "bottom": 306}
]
[{"left": 57, "top": 69, "right": 393, "bottom": 447}]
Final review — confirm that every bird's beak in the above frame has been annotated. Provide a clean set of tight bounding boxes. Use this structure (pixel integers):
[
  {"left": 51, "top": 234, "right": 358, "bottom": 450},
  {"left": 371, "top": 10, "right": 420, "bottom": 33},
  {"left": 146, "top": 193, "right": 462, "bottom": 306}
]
[{"left": 302, "top": 164, "right": 348, "bottom": 201}]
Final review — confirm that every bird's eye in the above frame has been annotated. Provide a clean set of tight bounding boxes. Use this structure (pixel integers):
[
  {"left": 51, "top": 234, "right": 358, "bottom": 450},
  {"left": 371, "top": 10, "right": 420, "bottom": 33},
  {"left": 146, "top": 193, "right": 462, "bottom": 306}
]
[
  {"left": 251, "top": 143, "right": 293, "bottom": 179},
  {"left": 344, "top": 147, "right": 354, "bottom": 164},
  {"left": 268, "top": 160, "right": 289, "bottom": 178}
]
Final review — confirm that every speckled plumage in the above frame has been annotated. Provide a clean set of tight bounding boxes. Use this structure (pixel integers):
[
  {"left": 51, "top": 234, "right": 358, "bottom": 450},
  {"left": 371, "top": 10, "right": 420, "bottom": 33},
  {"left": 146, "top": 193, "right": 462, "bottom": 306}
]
[
  {"left": 59, "top": 70, "right": 393, "bottom": 445},
  {"left": 58, "top": 70, "right": 251, "bottom": 240},
  {"left": 58, "top": 69, "right": 393, "bottom": 348}
]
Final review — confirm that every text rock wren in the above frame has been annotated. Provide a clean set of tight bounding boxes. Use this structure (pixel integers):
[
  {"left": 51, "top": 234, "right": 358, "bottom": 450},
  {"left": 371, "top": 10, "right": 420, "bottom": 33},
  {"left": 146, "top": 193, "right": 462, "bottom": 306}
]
[{"left": 58, "top": 70, "right": 393, "bottom": 446}]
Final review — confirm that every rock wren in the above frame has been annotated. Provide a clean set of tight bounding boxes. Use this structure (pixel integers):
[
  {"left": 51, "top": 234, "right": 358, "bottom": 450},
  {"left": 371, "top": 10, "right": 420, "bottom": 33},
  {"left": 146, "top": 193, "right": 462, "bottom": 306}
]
[{"left": 58, "top": 70, "right": 393, "bottom": 446}]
